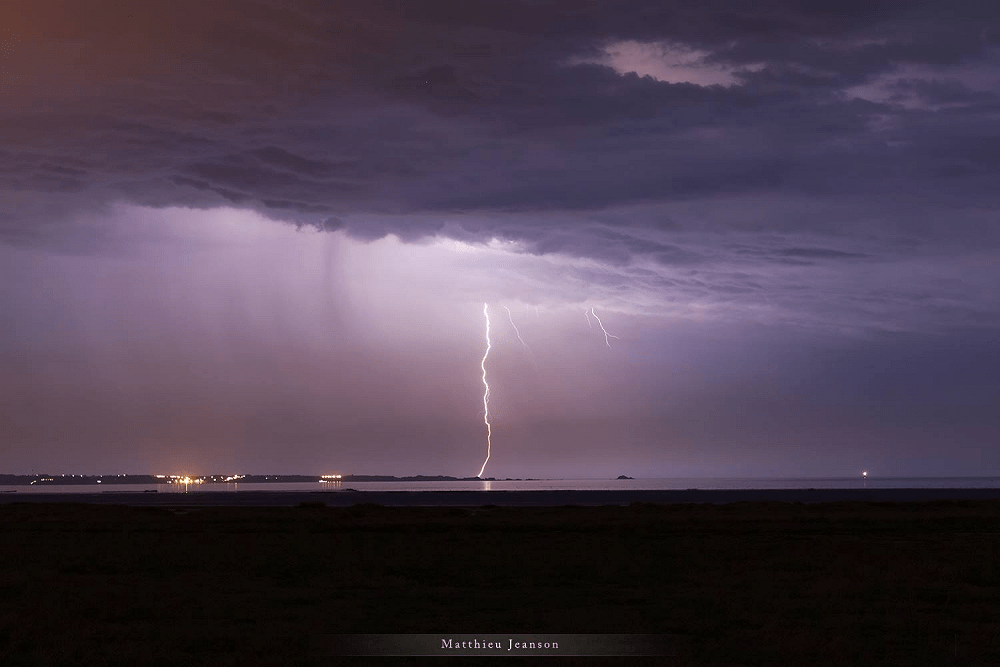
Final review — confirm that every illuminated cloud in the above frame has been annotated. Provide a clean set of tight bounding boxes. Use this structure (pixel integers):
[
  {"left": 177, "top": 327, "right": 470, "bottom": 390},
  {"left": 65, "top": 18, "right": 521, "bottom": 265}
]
[
  {"left": 572, "top": 40, "right": 763, "bottom": 86},
  {"left": 845, "top": 63, "right": 999, "bottom": 109}
]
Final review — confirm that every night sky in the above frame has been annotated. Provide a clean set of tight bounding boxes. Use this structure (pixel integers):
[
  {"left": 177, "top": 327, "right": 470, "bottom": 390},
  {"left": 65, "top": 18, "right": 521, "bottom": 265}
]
[{"left": 1, "top": 1, "right": 998, "bottom": 478}]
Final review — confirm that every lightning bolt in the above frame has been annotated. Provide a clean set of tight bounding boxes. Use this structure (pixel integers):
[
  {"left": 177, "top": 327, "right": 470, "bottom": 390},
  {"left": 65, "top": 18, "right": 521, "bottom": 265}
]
[
  {"left": 584, "top": 308, "right": 593, "bottom": 328},
  {"left": 503, "top": 305, "right": 530, "bottom": 349},
  {"left": 477, "top": 303, "right": 492, "bottom": 478},
  {"left": 591, "top": 308, "right": 619, "bottom": 348}
]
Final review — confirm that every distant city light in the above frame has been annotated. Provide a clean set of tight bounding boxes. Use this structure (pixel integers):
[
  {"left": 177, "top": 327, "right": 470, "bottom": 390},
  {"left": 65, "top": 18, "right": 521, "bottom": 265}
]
[{"left": 170, "top": 475, "right": 204, "bottom": 485}]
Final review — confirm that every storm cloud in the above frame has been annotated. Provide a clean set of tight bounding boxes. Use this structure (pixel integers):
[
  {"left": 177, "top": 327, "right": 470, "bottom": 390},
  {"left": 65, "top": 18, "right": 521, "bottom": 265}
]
[{"left": 1, "top": 1, "right": 998, "bottom": 476}]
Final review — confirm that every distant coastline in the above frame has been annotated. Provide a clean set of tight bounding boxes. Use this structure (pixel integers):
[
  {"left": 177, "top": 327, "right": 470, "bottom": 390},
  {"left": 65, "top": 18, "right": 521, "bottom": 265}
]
[{"left": 0, "top": 473, "right": 510, "bottom": 486}]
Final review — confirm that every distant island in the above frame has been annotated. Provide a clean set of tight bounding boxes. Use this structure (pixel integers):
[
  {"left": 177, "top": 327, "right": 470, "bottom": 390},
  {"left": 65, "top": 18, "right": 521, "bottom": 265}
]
[
  {"left": 0, "top": 473, "right": 505, "bottom": 486},
  {"left": 617, "top": 475, "right": 633, "bottom": 480}
]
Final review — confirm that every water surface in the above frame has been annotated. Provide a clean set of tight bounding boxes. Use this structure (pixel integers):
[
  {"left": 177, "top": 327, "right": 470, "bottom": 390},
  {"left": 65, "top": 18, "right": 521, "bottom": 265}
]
[{"left": 3, "top": 476, "right": 999, "bottom": 494}]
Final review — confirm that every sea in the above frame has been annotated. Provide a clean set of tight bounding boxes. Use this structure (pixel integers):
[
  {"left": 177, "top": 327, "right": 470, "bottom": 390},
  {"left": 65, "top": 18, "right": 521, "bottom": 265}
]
[{"left": 2, "top": 477, "right": 1000, "bottom": 494}]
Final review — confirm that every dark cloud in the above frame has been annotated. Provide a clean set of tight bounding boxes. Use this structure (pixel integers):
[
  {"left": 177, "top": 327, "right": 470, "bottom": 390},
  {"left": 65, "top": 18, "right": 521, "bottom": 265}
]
[
  {"left": 0, "top": 0, "right": 997, "bottom": 340},
  {"left": 0, "top": 0, "right": 996, "bottom": 253},
  {"left": 775, "top": 247, "right": 869, "bottom": 260},
  {"left": 889, "top": 77, "right": 997, "bottom": 105}
]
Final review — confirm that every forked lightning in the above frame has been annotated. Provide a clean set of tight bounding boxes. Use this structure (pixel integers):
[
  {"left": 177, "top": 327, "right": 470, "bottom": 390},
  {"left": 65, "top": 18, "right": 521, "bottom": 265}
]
[
  {"left": 477, "top": 303, "right": 492, "bottom": 477},
  {"left": 591, "top": 308, "right": 619, "bottom": 348},
  {"left": 503, "top": 305, "right": 530, "bottom": 349}
]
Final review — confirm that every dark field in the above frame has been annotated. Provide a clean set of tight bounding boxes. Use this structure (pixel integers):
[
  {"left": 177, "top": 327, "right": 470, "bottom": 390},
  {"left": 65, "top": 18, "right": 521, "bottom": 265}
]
[{"left": 2, "top": 500, "right": 1000, "bottom": 666}]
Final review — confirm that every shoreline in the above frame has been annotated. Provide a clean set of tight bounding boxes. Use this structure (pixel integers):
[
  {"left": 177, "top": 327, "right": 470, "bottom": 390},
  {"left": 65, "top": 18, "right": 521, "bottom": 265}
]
[{"left": 5, "top": 486, "right": 1000, "bottom": 506}]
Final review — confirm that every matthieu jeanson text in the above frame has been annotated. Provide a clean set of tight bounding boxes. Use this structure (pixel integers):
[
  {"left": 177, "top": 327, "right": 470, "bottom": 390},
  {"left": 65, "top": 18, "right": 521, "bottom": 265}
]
[{"left": 441, "top": 637, "right": 558, "bottom": 651}]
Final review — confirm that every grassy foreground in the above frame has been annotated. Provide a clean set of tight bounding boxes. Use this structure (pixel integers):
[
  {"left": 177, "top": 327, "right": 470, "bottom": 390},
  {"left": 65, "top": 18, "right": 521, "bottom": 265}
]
[{"left": 1, "top": 500, "right": 999, "bottom": 666}]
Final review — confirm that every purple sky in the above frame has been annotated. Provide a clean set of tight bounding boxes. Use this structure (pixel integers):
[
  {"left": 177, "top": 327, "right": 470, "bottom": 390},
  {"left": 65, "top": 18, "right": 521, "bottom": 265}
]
[{"left": 1, "top": 1, "right": 998, "bottom": 477}]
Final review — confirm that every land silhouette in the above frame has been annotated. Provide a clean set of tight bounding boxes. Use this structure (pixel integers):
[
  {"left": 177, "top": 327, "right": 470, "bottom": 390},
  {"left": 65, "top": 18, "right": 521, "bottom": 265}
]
[{"left": 2, "top": 498, "right": 999, "bottom": 664}]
